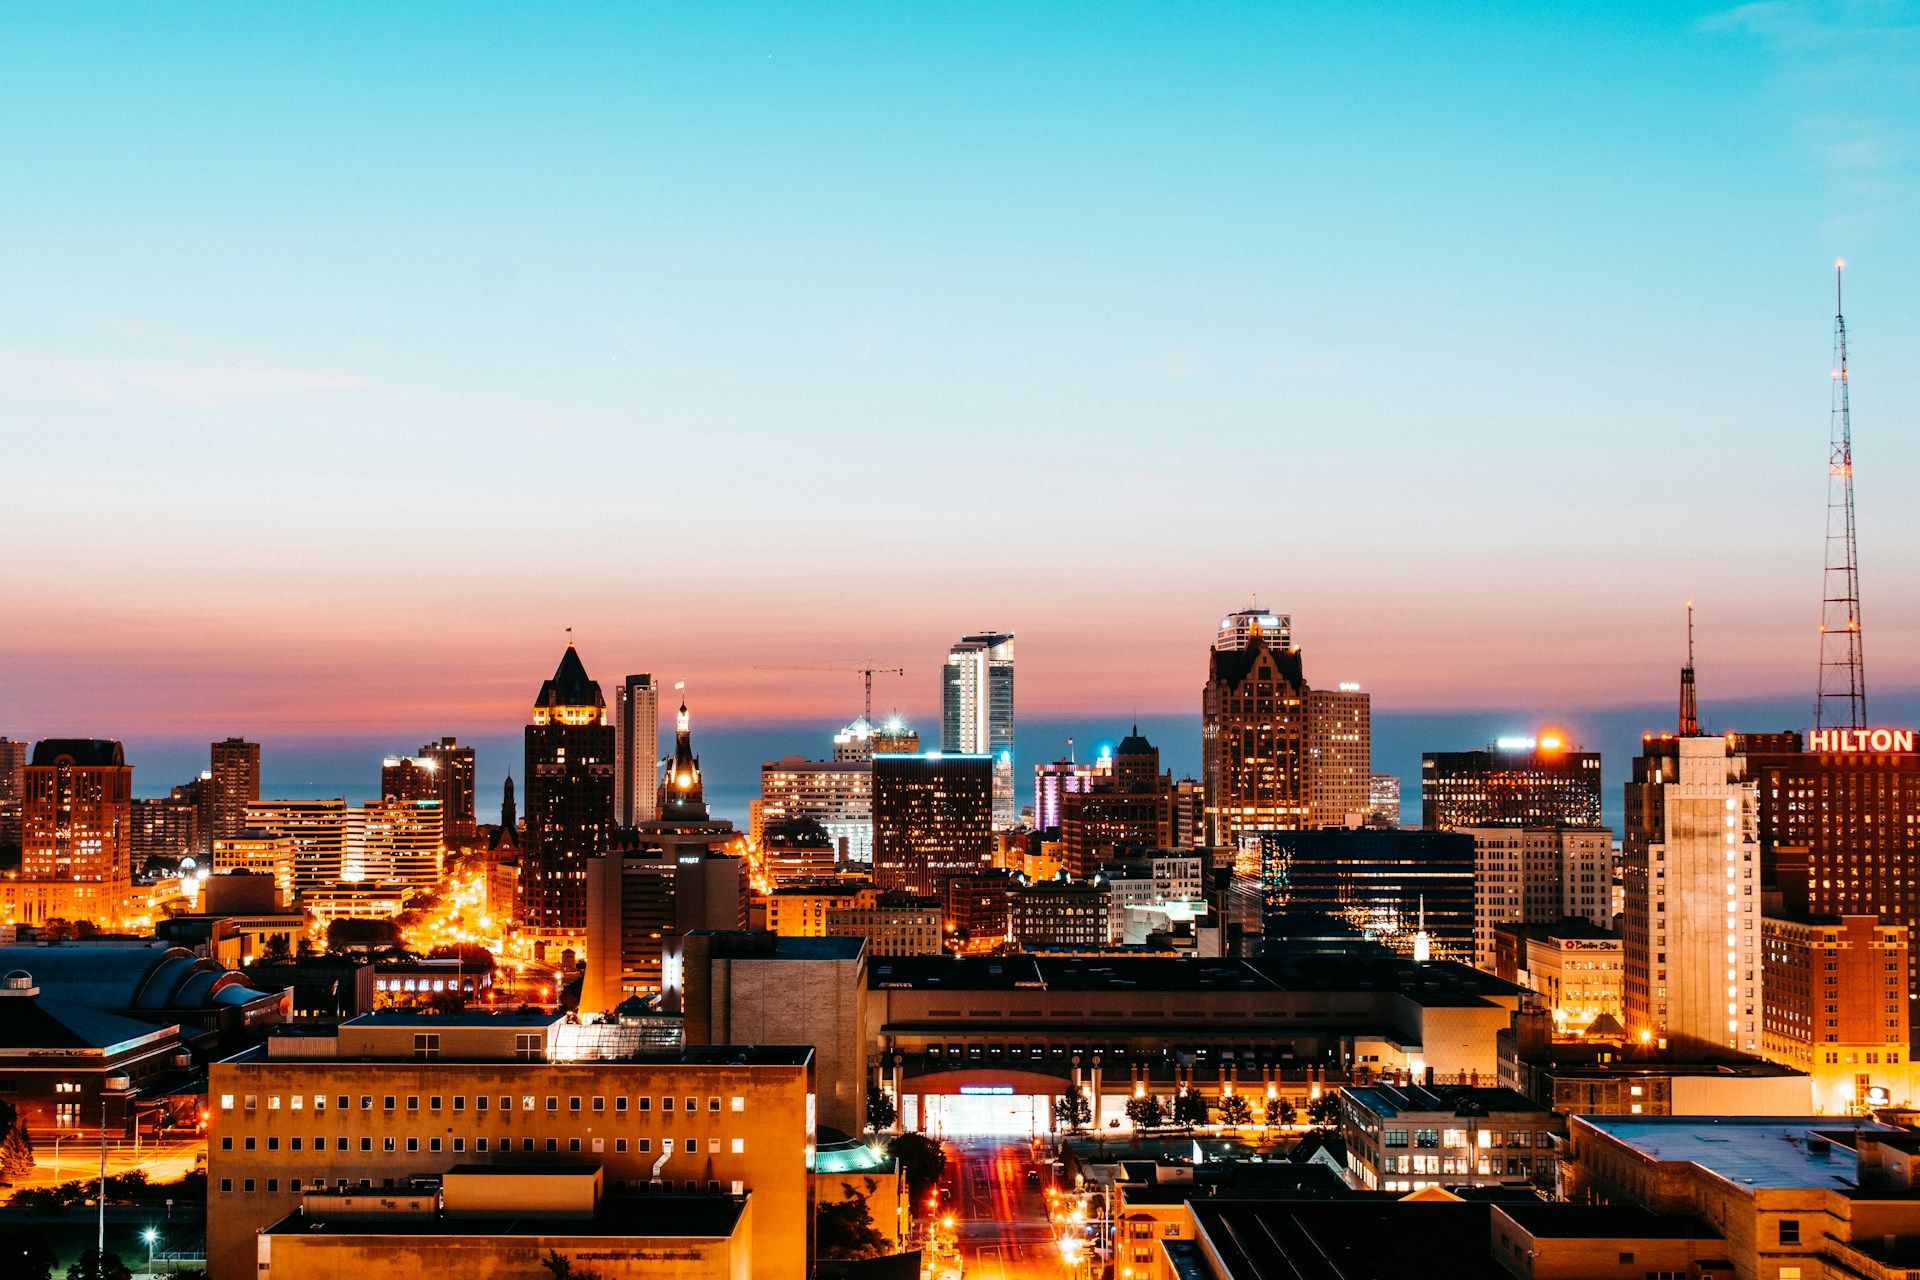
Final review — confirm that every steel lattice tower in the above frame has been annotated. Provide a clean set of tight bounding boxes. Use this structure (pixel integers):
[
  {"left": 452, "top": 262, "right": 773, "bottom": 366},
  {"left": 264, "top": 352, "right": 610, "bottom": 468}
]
[{"left": 1816, "top": 261, "right": 1867, "bottom": 730}]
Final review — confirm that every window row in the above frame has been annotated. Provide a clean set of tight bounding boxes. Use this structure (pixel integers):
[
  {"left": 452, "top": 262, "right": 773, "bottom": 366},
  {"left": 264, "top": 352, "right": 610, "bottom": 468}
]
[
  {"left": 220, "top": 1134, "right": 748, "bottom": 1155},
  {"left": 220, "top": 1093, "right": 747, "bottom": 1116}
]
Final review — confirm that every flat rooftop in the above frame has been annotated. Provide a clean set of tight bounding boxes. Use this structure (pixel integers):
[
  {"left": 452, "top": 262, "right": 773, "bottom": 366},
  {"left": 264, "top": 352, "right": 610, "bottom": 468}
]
[
  {"left": 343, "top": 1009, "right": 567, "bottom": 1028},
  {"left": 265, "top": 1195, "right": 744, "bottom": 1239},
  {"left": 867, "top": 953, "right": 1521, "bottom": 1000},
  {"left": 695, "top": 932, "right": 867, "bottom": 960},
  {"left": 237, "top": 1039, "right": 812, "bottom": 1068},
  {"left": 1496, "top": 1202, "right": 1720, "bottom": 1240},
  {"left": 1347, "top": 1084, "right": 1550, "bottom": 1118},
  {"left": 1576, "top": 1116, "right": 1906, "bottom": 1191}
]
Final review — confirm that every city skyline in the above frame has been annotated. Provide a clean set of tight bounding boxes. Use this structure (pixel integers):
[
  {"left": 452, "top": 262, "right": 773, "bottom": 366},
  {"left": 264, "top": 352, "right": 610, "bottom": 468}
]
[{"left": 5, "top": 4, "right": 1920, "bottom": 738}]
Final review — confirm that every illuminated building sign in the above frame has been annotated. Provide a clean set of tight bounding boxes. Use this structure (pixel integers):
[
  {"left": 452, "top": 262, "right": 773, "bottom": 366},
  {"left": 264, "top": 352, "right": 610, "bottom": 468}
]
[
  {"left": 1807, "top": 728, "right": 1916, "bottom": 754},
  {"left": 959, "top": 1086, "right": 1014, "bottom": 1096}
]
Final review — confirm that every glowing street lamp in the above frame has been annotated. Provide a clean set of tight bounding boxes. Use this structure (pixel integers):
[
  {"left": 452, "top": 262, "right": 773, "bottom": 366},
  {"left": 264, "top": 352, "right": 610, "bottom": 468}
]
[{"left": 143, "top": 1227, "right": 160, "bottom": 1279}]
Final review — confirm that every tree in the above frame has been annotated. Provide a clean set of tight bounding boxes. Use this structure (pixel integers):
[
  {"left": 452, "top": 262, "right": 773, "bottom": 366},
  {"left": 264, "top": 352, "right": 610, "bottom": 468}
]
[
  {"left": 1124, "top": 1095, "right": 1166, "bottom": 1130},
  {"left": 1307, "top": 1095, "right": 1340, "bottom": 1130},
  {"left": 888, "top": 1131, "right": 946, "bottom": 1203},
  {"left": 1172, "top": 1091, "right": 1210, "bottom": 1127},
  {"left": 326, "top": 918, "right": 399, "bottom": 950},
  {"left": 66, "top": 1249, "right": 132, "bottom": 1280},
  {"left": 539, "top": 1252, "right": 605, "bottom": 1280},
  {"left": 0, "top": 1227, "right": 56, "bottom": 1280},
  {"left": 427, "top": 943, "right": 497, "bottom": 974},
  {"left": 1268, "top": 1097, "right": 1296, "bottom": 1129},
  {"left": 261, "top": 932, "right": 292, "bottom": 961},
  {"left": 1219, "top": 1094, "right": 1253, "bottom": 1128},
  {"left": 816, "top": 1178, "right": 891, "bottom": 1260},
  {"left": 865, "top": 1085, "right": 897, "bottom": 1133},
  {"left": 0, "top": 1099, "right": 35, "bottom": 1179},
  {"left": 1052, "top": 1086, "right": 1091, "bottom": 1133}
]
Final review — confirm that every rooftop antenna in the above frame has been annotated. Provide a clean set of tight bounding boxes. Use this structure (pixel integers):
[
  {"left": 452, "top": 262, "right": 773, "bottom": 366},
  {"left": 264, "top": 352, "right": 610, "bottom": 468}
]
[
  {"left": 1817, "top": 260, "right": 1867, "bottom": 730},
  {"left": 1679, "top": 601, "right": 1700, "bottom": 736}
]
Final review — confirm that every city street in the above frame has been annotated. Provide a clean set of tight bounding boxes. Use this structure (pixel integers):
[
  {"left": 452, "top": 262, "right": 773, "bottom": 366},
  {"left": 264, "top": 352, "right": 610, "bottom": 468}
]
[
  {"left": 946, "top": 1137, "right": 1061, "bottom": 1280},
  {"left": 5, "top": 1134, "right": 205, "bottom": 1193}
]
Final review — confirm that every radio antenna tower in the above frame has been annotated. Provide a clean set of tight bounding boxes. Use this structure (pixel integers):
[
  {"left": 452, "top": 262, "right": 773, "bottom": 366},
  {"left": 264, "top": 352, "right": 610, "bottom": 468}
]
[
  {"left": 1816, "top": 260, "right": 1867, "bottom": 731},
  {"left": 1679, "top": 601, "right": 1699, "bottom": 736}
]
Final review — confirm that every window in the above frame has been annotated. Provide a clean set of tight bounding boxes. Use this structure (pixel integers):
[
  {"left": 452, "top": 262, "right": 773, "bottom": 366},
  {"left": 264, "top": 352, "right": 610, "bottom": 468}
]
[
  {"left": 1779, "top": 1220, "right": 1800, "bottom": 1245},
  {"left": 221, "top": 1137, "right": 233, "bottom": 1150},
  {"left": 546, "top": 1097, "right": 559, "bottom": 1113},
  {"left": 522, "top": 1097, "right": 535, "bottom": 1112},
  {"left": 663, "top": 1097, "right": 675, "bottom": 1112},
  {"left": 453, "top": 1097, "right": 465, "bottom": 1112},
  {"left": 430, "top": 1096, "right": 442, "bottom": 1110},
  {"left": 406, "top": 1097, "right": 419, "bottom": 1111},
  {"left": 569, "top": 1096, "right": 582, "bottom": 1112},
  {"left": 383, "top": 1096, "right": 396, "bottom": 1111},
  {"left": 685, "top": 1096, "right": 697, "bottom": 1112},
  {"left": 732, "top": 1138, "right": 745, "bottom": 1154},
  {"left": 244, "top": 1138, "right": 256, "bottom": 1151},
  {"left": 361, "top": 1096, "right": 373, "bottom": 1110},
  {"left": 220, "top": 1179, "right": 232, "bottom": 1193},
  {"left": 638, "top": 1097, "right": 651, "bottom": 1112},
  {"left": 593, "top": 1097, "right": 605, "bottom": 1112},
  {"left": 414, "top": 1033, "right": 439, "bottom": 1060},
  {"left": 515, "top": 1033, "right": 541, "bottom": 1061},
  {"left": 730, "top": 1096, "right": 745, "bottom": 1112},
  {"left": 615, "top": 1097, "right": 627, "bottom": 1114},
  {"left": 709, "top": 1096, "right": 721, "bottom": 1113}
]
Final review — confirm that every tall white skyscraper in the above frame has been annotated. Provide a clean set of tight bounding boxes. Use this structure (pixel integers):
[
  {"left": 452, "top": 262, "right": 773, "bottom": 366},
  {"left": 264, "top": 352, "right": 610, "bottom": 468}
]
[
  {"left": 615, "top": 673, "right": 660, "bottom": 826},
  {"left": 1623, "top": 734, "right": 1762, "bottom": 1055},
  {"left": 943, "top": 632, "right": 1015, "bottom": 828}
]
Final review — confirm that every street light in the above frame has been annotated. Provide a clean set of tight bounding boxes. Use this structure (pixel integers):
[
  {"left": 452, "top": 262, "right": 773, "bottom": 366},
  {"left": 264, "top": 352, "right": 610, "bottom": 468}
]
[{"left": 143, "top": 1227, "right": 159, "bottom": 1279}]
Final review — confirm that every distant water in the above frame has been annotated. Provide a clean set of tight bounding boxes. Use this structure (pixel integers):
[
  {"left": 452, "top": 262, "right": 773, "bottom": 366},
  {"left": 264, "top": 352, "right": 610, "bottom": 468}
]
[{"left": 108, "top": 690, "right": 1920, "bottom": 838}]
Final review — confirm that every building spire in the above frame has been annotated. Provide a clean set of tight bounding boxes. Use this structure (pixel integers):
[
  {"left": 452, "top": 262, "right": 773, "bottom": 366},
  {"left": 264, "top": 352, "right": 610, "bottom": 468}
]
[
  {"left": 1679, "top": 600, "right": 1700, "bottom": 736},
  {"left": 1817, "top": 259, "right": 1867, "bottom": 730}
]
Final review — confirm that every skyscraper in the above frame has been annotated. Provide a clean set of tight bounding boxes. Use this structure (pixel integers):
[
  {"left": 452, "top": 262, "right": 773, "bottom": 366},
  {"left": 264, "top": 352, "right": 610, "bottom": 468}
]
[
  {"left": 1622, "top": 733, "right": 1761, "bottom": 1055},
  {"left": 1748, "top": 730, "right": 1920, "bottom": 1003},
  {"left": 245, "top": 798, "right": 349, "bottom": 892},
  {"left": 0, "top": 737, "right": 26, "bottom": 805},
  {"left": 660, "top": 699, "right": 707, "bottom": 823},
  {"left": 1216, "top": 607, "right": 1291, "bottom": 652},
  {"left": 1202, "top": 617, "right": 1309, "bottom": 851},
  {"left": 1421, "top": 737, "right": 1603, "bottom": 830},
  {"left": 756, "top": 757, "right": 872, "bottom": 864},
  {"left": 522, "top": 644, "right": 616, "bottom": 936},
  {"left": 208, "top": 738, "right": 261, "bottom": 849},
  {"left": 872, "top": 752, "right": 994, "bottom": 897},
  {"left": 1462, "top": 825, "right": 1615, "bottom": 970},
  {"left": 1306, "top": 684, "right": 1372, "bottom": 828},
  {"left": 614, "top": 673, "right": 660, "bottom": 827},
  {"left": 1059, "top": 730, "right": 1173, "bottom": 878},
  {"left": 420, "top": 737, "right": 477, "bottom": 840},
  {"left": 942, "top": 632, "right": 1015, "bottom": 828},
  {"left": 380, "top": 755, "right": 440, "bottom": 804},
  {"left": 13, "top": 739, "right": 133, "bottom": 925}
]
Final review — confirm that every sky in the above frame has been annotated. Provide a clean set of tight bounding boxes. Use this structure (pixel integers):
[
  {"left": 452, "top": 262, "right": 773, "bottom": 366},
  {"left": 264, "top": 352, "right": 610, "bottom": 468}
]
[{"left": 3, "top": 2, "right": 1919, "bottom": 772}]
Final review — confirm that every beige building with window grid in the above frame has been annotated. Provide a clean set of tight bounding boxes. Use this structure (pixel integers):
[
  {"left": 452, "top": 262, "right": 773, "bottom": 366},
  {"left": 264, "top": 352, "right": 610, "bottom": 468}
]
[{"left": 204, "top": 1011, "right": 813, "bottom": 1280}]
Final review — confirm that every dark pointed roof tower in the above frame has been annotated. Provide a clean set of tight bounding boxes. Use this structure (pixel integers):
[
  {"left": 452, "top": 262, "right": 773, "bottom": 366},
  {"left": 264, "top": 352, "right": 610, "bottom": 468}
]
[
  {"left": 534, "top": 643, "right": 607, "bottom": 724},
  {"left": 661, "top": 700, "right": 709, "bottom": 821}
]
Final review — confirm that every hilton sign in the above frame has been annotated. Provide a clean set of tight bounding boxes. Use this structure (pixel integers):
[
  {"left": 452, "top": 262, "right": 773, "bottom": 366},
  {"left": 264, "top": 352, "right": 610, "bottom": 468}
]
[{"left": 1808, "top": 728, "right": 1916, "bottom": 754}]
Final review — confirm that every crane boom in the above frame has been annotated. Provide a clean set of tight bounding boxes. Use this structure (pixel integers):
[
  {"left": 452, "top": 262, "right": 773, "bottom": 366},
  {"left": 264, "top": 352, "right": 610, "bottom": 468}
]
[{"left": 752, "top": 660, "right": 905, "bottom": 720}]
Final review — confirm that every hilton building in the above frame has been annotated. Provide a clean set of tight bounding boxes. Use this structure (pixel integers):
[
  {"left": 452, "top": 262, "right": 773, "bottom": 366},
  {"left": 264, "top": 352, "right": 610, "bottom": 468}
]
[{"left": 1748, "top": 727, "right": 1920, "bottom": 1014}]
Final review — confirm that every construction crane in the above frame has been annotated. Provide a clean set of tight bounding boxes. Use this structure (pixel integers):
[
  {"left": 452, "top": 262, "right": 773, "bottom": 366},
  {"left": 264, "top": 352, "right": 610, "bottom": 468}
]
[{"left": 754, "top": 660, "right": 905, "bottom": 722}]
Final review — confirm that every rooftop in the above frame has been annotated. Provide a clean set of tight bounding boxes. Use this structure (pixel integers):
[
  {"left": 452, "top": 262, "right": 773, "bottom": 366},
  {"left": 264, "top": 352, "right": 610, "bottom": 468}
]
[
  {"left": 1575, "top": 1116, "right": 1906, "bottom": 1192},
  {"left": 1495, "top": 1202, "right": 1720, "bottom": 1240},
  {"left": 1346, "top": 1083, "right": 1550, "bottom": 1118},
  {"left": 265, "top": 1194, "right": 744, "bottom": 1239},
  {"left": 866, "top": 953, "right": 1521, "bottom": 1002},
  {"left": 344, "top": 1009, "right": 566, "bottom": 1029}
]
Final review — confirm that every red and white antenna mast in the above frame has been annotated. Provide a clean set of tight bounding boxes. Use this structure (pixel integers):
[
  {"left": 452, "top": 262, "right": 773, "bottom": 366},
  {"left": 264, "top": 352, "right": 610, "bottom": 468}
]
[{"left": 1816, "top": 260, "right": 1867, "bottom": 731}]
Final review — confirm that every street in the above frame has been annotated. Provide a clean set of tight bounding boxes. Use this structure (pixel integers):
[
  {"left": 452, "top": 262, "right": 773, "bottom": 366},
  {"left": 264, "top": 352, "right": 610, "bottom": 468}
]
[
  {"left": 6, "top": 1134, "right": 205, "bottom": 1193},
  {"left": 945, "top": 1137, "right": 1061, "bottom": 1280}
]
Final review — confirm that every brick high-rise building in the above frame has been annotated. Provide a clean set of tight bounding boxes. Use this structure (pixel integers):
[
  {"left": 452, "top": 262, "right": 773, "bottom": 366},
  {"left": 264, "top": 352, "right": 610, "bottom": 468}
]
[
  {"left": 12, "top": 739, "right": 133, "bottom": 925},
  {"left": 522, "top": 644, "right": 616, "bottom": 936},
  {"left": 1746, "top": 729, "right": 1920, "bottom": 1014},
  {"left": 872, "top": 752, "right": 993, "bottom": 897},
  {"left": 1761, "top": 912, "right": 1910, "bottom": 1114},
  {"left": 208, "top": 738, "right": 261, "bottom": 848},
  {"left": 1059, "top": 729, "right": 1173, "bottom": 878},
  {"left": 1202, "top": 618, "right": 1309, "bottom": 852},
  {"left": 380, "top": 755, "right": 440, "bottom": 805},
  {"left": 420, "top": 737, "right": 476, "bottom": 840}
]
